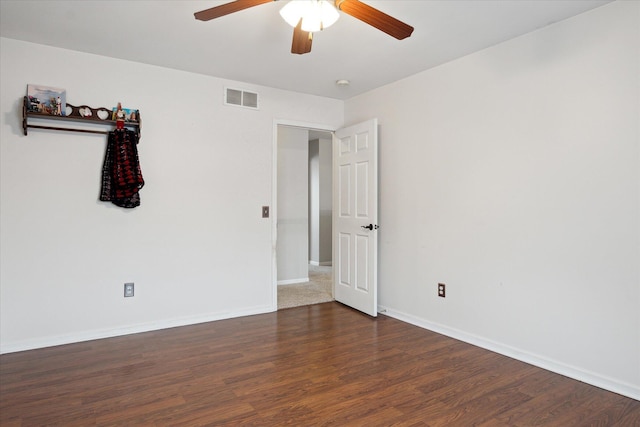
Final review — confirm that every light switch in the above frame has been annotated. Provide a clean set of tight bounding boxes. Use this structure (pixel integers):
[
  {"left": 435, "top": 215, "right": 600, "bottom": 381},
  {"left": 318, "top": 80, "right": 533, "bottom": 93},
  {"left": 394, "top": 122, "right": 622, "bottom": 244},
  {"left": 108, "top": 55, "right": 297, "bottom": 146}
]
[{"left": 262, "top": 206, "right": 269, "bottom": 218}]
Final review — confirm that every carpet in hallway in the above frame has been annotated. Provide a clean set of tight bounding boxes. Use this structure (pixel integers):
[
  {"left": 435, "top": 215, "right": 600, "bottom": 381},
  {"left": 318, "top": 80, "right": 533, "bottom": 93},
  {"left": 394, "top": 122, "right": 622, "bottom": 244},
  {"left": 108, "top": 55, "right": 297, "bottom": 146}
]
[{"left": 277, "top": 265, "right": 333, "bottom": 309}]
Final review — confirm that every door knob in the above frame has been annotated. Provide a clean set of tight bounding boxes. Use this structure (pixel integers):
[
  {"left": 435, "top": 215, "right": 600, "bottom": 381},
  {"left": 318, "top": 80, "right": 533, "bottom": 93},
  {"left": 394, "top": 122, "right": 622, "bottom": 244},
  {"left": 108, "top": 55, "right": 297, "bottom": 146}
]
[{"left": 361, "top": 224, "right": 379, "bottom": 230}]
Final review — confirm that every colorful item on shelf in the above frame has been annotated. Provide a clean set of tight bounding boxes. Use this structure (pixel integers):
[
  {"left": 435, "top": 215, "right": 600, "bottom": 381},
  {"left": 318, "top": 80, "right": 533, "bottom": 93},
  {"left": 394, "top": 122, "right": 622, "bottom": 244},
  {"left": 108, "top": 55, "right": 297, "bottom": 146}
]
[
  {"left": 112, "top": 103, "right": 138, "bottom": 124},
  {"left": 26, "top": 84, "right": 66, "bottom": 116}
]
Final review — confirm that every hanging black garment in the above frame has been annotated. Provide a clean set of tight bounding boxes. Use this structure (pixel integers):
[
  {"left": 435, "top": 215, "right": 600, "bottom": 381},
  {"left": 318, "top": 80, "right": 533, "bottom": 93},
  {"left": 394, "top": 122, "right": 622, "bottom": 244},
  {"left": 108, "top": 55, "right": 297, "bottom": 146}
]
[{"left": 100, "top": 129, "right": 144, "bottom": 208}]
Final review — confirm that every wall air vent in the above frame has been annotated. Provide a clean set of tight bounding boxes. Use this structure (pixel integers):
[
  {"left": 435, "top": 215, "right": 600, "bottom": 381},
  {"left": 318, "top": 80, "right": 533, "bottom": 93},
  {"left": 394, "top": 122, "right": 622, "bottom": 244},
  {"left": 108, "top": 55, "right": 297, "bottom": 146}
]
[{"left": 225, "top": 88, "right": 259, "bottom": 110}]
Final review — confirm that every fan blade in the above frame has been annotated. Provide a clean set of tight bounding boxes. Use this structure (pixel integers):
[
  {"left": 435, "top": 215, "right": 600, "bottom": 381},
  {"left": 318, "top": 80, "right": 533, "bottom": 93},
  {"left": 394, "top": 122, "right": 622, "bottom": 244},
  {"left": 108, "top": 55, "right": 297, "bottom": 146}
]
[
  {"left": 195, "top": 0, "right": 274, "bottom": 21},
  {"left": 291, "top": 20, "right": 313, "bottom": 54},
  {"left": 335, "top": 0, "right": 413, "bottom": 40}
]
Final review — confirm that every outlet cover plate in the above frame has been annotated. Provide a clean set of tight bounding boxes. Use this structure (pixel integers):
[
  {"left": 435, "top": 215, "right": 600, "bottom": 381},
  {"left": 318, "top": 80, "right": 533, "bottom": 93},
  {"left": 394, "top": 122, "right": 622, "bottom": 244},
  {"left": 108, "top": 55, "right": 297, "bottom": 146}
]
[{"left": 124, "top": 282, "right": 135, "bottom": 297}]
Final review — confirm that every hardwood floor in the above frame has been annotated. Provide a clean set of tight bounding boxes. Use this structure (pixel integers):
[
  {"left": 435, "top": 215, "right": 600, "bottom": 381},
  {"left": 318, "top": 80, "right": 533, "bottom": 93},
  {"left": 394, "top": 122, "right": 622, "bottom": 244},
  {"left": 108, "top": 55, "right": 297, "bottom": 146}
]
[{"left": 1, "top": 302, "right": 638, "bottom": 426}]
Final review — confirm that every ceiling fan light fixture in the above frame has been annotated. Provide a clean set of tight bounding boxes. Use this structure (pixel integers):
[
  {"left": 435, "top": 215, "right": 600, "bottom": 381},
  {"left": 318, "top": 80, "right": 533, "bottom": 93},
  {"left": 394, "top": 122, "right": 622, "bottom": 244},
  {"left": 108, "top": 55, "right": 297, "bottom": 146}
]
[{"left": 280, "top": 0, "right": 340, "bottom": 32}]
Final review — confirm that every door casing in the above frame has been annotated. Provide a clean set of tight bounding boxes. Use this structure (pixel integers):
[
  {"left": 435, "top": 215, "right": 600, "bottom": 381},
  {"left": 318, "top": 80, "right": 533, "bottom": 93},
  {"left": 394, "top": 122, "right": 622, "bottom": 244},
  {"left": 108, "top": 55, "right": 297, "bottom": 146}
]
[{"left": 272, "top": 120, "right": 337, "bottom": 310}]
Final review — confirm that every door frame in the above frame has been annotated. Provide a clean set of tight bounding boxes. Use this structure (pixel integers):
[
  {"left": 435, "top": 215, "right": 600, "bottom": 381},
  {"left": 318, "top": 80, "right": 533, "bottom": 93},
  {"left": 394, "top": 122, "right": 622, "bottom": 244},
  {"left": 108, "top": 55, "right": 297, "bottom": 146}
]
[{"left": 271, "top": 119, "right": 337, "bottom": 310}]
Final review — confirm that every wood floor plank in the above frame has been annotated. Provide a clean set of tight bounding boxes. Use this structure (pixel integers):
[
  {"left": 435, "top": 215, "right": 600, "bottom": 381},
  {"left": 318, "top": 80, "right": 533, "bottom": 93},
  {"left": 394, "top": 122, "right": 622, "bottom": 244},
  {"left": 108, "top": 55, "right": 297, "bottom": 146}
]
[{"left": 1, "top": 302, "right": 638, "bottom": 425}]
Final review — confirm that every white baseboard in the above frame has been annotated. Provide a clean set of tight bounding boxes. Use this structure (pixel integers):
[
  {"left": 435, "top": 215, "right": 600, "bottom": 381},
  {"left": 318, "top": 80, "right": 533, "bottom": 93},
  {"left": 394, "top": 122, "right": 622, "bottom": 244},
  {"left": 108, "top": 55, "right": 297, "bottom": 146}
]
[
  {"left": 277, "top": 277, "right": 309, "bottom": 285},
  {"left": 0, "top": 304, "right": 275, "bottom": 355},
  {"left": 378, "top": 305, "right": 640, "bottom": 401},
  {"left": 309, "top": 261, "right": 332, "bottom": 266}
]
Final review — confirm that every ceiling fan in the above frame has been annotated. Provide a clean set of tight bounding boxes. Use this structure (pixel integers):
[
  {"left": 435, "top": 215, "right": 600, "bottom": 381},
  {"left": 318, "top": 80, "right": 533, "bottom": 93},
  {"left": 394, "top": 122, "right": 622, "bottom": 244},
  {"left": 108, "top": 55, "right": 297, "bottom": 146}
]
[{"left": 194, "top": 0, "right": 414, "bottom": 54}]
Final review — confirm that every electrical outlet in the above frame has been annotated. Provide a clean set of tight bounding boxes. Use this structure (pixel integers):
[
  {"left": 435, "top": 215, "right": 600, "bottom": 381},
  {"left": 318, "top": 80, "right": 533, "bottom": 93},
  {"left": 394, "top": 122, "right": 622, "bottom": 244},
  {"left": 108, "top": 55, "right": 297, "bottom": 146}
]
[
  {"left": 124, "top": 282, "right": 135, "bottom": 297},
  {"left": 438, "top": 283, "right": 446, "bottom": 298}
]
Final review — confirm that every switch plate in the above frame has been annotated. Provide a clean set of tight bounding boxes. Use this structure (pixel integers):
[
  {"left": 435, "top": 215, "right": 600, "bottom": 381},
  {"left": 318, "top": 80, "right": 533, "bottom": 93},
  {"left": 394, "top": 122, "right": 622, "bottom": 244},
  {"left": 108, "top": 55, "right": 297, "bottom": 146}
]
[
  {"left": 438, "top": 283, "right": 446, "bottom": 298},
  {"left": 124, "top": 282, "right": 135, "bottom": 297},
  {"left": 262, "top": 206, "right": 269, "bottom": 218}
]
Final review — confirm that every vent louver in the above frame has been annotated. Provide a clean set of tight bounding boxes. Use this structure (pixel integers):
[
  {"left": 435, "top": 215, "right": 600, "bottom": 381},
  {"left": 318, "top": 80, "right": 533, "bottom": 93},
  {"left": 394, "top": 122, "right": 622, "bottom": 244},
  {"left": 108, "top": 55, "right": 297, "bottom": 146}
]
[{"left": 225, "top": 88, "right": 259, "bottom": 109}]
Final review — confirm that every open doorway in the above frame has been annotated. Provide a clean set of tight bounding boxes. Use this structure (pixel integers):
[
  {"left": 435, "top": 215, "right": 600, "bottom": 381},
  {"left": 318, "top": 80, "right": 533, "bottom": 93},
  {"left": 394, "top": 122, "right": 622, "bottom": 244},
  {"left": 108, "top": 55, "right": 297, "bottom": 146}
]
[{"left": 275, "top": 124, "right": 333, "bottom": 309}]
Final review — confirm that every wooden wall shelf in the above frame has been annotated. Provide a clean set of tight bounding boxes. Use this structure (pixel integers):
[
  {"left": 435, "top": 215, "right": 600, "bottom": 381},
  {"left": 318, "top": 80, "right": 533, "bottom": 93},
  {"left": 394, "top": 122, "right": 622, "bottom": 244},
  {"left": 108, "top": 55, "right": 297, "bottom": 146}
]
[{"left": 22, "top": 96, "right": 141, "bottom": 137}]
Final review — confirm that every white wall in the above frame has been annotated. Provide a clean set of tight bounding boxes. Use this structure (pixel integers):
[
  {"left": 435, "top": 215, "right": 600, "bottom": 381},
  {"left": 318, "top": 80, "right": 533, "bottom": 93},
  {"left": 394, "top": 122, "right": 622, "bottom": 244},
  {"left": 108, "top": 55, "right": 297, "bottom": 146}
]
[
  {"left": 0, "top": 38, "right": 343, "bottom": 353},
  {"left": 318, "top": 138, "right": 333, "bottom": 265},
  {"left": 309, "top": 140, "right": 320, "bottom": 264},
  {"left": 277, "top": 126, "right": 309, "bottom": 284},
  {"left": 309, "top": 137, "right": 332, "bottom": 265},
  {"left": 345, "top": 1, "right": 639, "bottom": 399}
]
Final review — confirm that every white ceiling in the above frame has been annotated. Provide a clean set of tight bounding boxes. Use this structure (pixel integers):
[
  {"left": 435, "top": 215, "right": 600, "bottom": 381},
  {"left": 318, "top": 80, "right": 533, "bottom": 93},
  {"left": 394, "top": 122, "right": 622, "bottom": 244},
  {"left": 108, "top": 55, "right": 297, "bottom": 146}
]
[{"left": 0, "top": 0, "right": 612, "bottom": 100}]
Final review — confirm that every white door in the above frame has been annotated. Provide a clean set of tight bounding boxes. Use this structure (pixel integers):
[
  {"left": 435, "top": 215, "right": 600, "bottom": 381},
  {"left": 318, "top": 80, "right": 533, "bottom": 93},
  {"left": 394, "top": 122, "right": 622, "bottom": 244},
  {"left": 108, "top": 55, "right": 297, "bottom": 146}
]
[{"left": 333, "top": 119, "right": 378, "bottom": 316}]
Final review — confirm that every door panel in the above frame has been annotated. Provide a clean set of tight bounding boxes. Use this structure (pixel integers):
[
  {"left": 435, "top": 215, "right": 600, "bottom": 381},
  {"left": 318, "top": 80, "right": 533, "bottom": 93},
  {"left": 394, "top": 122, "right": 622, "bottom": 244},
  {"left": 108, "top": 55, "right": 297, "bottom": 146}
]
[
  {"left": 333, "top": 119, "right": 378, "bottom": 316},
  {"left": 338, "top": 232, "right": 351, "bottom": 287},
  {"left": 339, "top": 164, "right": 351, "bottom": 217},
  {"left": 356, "top": 161, "right": 369, "bottom": 217},
  {"left": 356, "top": 234, "right": 369, "bottom": 291}
]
